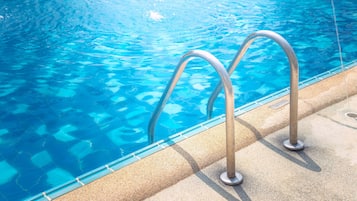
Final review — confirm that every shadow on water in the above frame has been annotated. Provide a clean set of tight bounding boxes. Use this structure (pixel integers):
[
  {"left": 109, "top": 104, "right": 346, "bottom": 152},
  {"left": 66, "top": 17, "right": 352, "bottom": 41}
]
[
  {"left": 235, "top": 117, "right": 321, "bottom": 172},
  {"left": 170, "top": 144, "right": 251, "bottom": 201}
]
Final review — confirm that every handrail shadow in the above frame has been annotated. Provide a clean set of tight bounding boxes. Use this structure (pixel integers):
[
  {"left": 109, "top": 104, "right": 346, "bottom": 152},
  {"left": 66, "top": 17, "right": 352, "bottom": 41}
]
[
  {"left": 170, "top": 143, "right": 251, "bottom": 201},
  {"left": 154, "top": 115, "right": 321, "bottom": 201},
  {"left": 235, "top": 117, "right": 321, "bottom": 172}
]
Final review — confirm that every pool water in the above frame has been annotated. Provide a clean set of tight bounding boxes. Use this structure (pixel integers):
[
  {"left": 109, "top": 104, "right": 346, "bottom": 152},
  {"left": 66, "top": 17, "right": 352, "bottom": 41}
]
[{"left": 0, "top": 0, "right": 356, "bottom": 200}]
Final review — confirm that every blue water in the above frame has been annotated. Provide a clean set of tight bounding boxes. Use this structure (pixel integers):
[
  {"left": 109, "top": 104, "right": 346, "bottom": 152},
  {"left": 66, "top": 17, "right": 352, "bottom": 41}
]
[{"left": 0, "top": 0, "right": 356, "bottom": 200}]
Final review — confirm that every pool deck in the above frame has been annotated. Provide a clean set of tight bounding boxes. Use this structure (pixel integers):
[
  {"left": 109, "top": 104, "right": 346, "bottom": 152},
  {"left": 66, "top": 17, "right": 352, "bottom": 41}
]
[{"left": 56, "top": 66, "right": 357, "bottom": 201}]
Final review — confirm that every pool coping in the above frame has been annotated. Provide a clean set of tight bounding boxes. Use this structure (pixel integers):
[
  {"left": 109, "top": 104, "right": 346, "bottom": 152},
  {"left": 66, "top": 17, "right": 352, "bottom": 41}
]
[{"left": 54, "top": 66, "right": 357, "bottom": 201}]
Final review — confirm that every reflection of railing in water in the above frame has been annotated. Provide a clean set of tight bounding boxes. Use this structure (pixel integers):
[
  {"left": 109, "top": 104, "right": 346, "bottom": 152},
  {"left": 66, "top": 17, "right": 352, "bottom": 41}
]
[
  {"left": 148, "top": 50, "right": 243, "bottom": 185},
  {"left": 206, "top": 30, "right": 304, "bottom": 151}
]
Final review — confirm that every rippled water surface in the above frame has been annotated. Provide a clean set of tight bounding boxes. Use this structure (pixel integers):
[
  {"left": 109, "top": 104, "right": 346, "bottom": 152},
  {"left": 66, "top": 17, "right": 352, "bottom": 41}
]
[{"left": 0, "top": 0, "right": 356, "bottom": 200}]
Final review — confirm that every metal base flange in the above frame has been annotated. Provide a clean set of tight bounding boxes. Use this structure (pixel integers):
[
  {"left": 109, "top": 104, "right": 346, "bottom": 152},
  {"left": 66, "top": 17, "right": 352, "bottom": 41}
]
[
  {"left": 283, "top": 139, "right": 304, "bottom": 151},
  {"left": 220, "top": 172, "right": 243, "bottom": 186}
]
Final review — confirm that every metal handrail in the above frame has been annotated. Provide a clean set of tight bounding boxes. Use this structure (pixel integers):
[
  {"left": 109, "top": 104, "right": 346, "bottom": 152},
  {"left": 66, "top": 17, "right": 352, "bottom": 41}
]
[
  {"left": 206, "top": 30, "right": 304, "bottom": 151},
  {"left": 148, "top": 50, "right": 243, "bottom": 185}
]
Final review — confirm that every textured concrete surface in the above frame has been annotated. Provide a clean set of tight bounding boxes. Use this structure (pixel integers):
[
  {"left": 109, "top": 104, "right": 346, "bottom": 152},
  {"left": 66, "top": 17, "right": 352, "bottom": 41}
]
[
  {"left": 56, "top": 66, "right": 357, "bottom": 201},
  {"left": 145, "top": 95, "right": 357, "bottom": 201}
]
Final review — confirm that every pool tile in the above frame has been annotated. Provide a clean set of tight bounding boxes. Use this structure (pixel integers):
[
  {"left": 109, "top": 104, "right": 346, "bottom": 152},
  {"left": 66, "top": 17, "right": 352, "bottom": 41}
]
[
  {"left": 163, "top": 103, "right": 182, "bottom": 114},
  {"left": 12, "top": 104, "right": 29, "bottom": 114},
  {"left": 88, "top": 112, "right": 112, "bottom": 125},
  {"left": 69, "top": 140, "right": 93, "bottom": 159},
  {"left": 53, "top": 124, "right": 77, "bottom": 142},
  {"left": 0, "top": 129, "right": 8, "bottom": 136},
  {"left": 46, "top": 168, "right": 74, "bottom": 187},
  {"left": 31, "top": 151, "right": 53, "bottom": 168},
  {"left": 106, "top": 128, "right": 123, "bottom": 146},
  {"left": 56, "top": 88, "right": 76, "bottom": 98},
  {"left": 0, "top": 160, "right": 17, "bottom": 185},
  {"left": 35, "top": 124, "right": 47, "bottom": 136}
]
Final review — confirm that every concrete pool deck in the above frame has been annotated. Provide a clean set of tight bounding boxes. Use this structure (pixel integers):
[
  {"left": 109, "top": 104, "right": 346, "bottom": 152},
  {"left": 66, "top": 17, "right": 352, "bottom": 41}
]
[
  {"left": 145, "top": 94, "right": 357, "bottom": 201},
  {"left": 56, "top": 66, "right": 357, "bottom": 201}
]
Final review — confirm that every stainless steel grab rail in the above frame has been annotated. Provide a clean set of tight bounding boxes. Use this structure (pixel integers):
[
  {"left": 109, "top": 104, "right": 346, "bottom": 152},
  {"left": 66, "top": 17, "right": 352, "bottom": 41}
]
[
  {"left": 206, "top": 30, "right": 304, "bottom": 151},
  {"left": 148, "top": 50, "right": 243, "bottom": 185}
]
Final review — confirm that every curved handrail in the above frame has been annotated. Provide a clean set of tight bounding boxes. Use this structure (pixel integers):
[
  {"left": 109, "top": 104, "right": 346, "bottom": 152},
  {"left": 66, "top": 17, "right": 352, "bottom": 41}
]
[
  {"left": 148, "top": 50, "right": 242, "bottom": 184},
  {"left": 206, "top": 30, "right": 303, "bottom": 150},
  {"left": 148, "top": 50, "right": 232, "bottom": 143}
]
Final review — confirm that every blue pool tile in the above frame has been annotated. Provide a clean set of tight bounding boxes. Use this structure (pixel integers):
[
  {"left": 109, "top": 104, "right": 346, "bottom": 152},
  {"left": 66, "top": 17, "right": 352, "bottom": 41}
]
[
  {"left": 88, "top": 112, "right": 113, "bottom": 125},
  {"left": 163, "top": 103, "right": 183, "bottom": 114},
  {"left": 0, "top": 129, "right": 8, "bottom": 136},
  {"left": 80, "top": 150, "right": 115, "bottom": 173},
  {"left": 55, "top": 87, "right": 76, "bottom": 98},
  {"left": 12, "top": 104, "right": 29, "bottom": 114},
  {"left": 0, "top": 160, "right": 17, "bottom": 185},
  {"left": 46, "top": 168, "right": 74, "bottom": 187},
  {"left": 69, "top": 140, "right": 93, "bottom": 159},
  {"left": 105, "top": 78, "right": 122, "bottom": 93},
  {"left": 15, "top": 167, "right": 47, "bottom": 193},
  {"left": 35, "top": 124, "right": 47, "bottom": 136},
  {"left": 53, "top": 132, "right": 76, "bottom": 142},
  {"left": 134, "top": 91, "right": 161, "bottom": 105},
  {"left": 106, "top": 128, "right": 123, "bottom": 146},
  {"left": 44, "top": 137, "right": 82, "bottom": 176},
  {"left": 0, "top": 129, "right": 8, "bottom": 144},
  {"left": 0, "top": 179, "right": 31, "bottom": 201},
  {"left": 31, "top": 151, "right": 53, "bottom": 168},
  {"left": 0, "top": 86, "right": 17, "bottom": 97},
  {"left": 53, "top": 124, "right": 77, "bottom": 142}
]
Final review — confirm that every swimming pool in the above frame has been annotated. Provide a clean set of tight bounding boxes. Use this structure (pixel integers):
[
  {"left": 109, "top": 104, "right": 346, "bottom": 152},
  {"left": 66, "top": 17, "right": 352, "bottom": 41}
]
[{"left": 0, "top": 0, "right": 356, "bottom": 200}]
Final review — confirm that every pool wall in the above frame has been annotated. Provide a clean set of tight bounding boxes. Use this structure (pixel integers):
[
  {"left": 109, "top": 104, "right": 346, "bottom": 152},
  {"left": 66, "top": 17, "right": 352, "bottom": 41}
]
[{"left": 53, "top": 66, "right": 357, "bottom": 201}]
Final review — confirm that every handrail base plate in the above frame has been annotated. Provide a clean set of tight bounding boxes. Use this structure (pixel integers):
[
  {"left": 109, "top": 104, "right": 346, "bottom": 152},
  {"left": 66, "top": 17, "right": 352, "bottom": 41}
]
[
  {"left": 283, "top": 139, "right": 304, "bottom": 151},
  {"left": 220, "top": 172, "right": 243, "bottom": 186}
]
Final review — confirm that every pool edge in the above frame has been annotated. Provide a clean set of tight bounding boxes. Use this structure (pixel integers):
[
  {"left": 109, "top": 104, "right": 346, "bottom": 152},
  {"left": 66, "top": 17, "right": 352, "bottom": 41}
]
[{"left": 55, "top": 66, "right": 357, "bottom": 201}]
